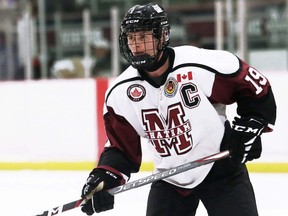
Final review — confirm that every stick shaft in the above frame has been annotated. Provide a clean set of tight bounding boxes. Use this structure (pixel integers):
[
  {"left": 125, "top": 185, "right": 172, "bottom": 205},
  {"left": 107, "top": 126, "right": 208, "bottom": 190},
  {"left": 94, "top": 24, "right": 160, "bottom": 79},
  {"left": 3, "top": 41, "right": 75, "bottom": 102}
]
[
  {"left": 108, "top": 150, "right": 230, "bottom": 195},
  {"left": 35, "top": 150, "right": 230, "bottom": 216}
]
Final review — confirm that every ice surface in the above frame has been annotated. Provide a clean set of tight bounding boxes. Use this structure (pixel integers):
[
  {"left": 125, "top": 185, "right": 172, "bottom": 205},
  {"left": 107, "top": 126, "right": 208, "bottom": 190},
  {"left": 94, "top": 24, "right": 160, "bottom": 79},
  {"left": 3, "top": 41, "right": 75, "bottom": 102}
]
[{"left": 0, "top": 171, "right": 287, "bottom": 216}]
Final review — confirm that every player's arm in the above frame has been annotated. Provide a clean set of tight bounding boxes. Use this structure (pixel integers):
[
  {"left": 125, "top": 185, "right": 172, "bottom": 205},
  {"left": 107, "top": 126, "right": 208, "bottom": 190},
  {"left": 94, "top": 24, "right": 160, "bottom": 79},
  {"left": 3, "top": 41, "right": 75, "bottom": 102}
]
[
  {"left": 230, "top": 60, "right": 276, "bottom": 130},
  {"left": 211, "top": 59, "right": 276, "bottom": 126},
  {"left": 210, "top": 58, "right": 277, "bottom": 164},
  {"left": 231, "top": 60, "right": 276, "bottom": 163},
  {"left": 99, "top": 105, "right": 142, "bottom": 175},
  {"left": 81, "top": 105, "right": 142, "bottom": 215}
]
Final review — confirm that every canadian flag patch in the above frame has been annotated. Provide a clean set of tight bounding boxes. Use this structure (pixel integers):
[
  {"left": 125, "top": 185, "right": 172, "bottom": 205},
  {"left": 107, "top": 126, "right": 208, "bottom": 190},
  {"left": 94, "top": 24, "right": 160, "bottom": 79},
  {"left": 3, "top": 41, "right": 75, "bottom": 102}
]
[{"left": 176, "top": 71, "right": 193, "bottom": 82}]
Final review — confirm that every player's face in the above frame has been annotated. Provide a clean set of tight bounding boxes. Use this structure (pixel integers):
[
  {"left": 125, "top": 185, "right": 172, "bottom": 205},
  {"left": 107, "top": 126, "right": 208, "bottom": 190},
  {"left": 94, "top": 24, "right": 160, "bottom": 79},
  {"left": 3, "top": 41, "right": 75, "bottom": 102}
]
[{"left": 127, "top": 31, "right": 158, "bottom": 57}]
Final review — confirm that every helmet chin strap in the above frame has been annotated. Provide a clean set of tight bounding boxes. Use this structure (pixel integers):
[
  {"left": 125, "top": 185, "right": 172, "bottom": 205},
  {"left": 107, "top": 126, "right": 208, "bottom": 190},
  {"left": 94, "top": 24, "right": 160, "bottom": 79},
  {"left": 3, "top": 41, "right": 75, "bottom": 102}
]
[{"left": 142, "top": 49, "right": 169, "bottom": 72}]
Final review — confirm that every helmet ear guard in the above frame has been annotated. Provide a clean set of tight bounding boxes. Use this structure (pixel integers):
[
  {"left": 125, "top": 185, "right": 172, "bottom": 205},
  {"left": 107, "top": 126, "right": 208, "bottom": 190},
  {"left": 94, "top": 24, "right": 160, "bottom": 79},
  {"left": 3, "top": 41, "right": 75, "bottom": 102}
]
[
  {"left": 162, "top": 27, "right": 170, "bottom": 45},
  {"left": 119, "top": 3, "right": 170, "bottom": 70}
]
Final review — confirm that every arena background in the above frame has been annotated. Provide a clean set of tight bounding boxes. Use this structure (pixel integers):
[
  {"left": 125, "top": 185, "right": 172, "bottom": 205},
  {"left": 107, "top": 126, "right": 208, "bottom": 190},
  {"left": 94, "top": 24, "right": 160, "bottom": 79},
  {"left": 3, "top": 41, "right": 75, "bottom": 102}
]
[
  {"left": 0, "top": 71, "right": 286, "bottom": 172},
  {"left": 0, "top": 0, "right": 287, "bottom": 172}
]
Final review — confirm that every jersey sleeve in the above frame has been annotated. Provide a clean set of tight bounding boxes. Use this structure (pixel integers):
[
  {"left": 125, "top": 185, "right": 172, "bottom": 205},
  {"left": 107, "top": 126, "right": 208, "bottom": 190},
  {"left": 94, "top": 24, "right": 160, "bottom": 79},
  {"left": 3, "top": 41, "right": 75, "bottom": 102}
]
[
  {"left": 209, "top": 59, "right": 277, "bottom": 131},
  {"left": 97, "top": 105, "right": 142, "bottom": 178}
]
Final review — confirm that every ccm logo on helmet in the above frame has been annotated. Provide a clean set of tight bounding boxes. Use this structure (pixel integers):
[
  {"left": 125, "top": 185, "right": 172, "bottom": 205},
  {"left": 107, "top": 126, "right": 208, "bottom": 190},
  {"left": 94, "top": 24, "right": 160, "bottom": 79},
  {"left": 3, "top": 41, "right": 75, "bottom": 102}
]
[{"left": 126, "top": 19, "right": 139, "bottom": 24}]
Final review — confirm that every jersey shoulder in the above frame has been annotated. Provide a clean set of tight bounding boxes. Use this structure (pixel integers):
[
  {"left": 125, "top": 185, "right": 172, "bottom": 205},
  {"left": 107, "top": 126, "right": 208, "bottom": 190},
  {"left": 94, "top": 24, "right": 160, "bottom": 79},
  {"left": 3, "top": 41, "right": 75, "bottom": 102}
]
[
  {"left": 105, "top": 66, "right": 142, "bottom": 102},
  {"left": 173, "top": 46, "right": 241, "bottom": 75}
]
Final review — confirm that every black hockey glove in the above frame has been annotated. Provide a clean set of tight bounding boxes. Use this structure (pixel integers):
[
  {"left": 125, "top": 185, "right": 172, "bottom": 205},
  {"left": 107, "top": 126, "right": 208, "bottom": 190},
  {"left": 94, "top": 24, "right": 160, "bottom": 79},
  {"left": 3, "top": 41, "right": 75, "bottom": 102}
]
[
  {"left": 81, "top": 168, "right": 124, "bottom": 215},
  {"left": 229, "top": 117, "right": 267, "bottom": 164}
]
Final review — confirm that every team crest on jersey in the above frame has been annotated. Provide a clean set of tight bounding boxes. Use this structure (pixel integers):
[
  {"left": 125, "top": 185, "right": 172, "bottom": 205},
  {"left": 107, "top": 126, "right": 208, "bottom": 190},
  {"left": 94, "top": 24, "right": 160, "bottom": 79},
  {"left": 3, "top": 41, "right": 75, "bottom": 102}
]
[
  {"left": 164, "top": 77, "right": 178, "bottom": 97},
  {"left": 127, "top": 84, "right": 146, "bottom": 102}
]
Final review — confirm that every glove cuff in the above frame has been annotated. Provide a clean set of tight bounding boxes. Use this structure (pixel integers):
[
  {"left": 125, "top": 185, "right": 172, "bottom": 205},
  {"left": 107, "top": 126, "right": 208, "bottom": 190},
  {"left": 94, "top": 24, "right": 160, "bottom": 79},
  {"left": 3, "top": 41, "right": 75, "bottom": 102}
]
[
  {"left": 91, "top": 167, "right": 126, "bottom": 190},
  {"left": 97, "top": 166, "right": 127, "bottom": 184},
  {"left": 235, "top": 116, "right": 268, "bottom": 127}
]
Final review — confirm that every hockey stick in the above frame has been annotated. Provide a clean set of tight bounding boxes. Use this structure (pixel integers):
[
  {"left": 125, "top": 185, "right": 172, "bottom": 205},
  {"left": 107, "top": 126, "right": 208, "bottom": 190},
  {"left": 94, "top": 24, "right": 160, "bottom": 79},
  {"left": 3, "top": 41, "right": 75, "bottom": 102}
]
[{"left": 35, "top": 150, "right": 230, "bottom": 216}]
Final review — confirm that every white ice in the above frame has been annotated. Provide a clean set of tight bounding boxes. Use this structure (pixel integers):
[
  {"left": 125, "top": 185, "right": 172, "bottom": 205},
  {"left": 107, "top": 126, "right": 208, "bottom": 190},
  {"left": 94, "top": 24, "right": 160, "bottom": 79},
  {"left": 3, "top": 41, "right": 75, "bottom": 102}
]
[{"left": 0, "top": 171, "right": 287, "bottom": 216}]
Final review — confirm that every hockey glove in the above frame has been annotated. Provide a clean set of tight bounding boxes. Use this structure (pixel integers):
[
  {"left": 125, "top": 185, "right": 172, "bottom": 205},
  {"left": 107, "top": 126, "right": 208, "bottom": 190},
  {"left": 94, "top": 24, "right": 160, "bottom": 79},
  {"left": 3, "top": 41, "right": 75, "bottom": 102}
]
[
  {"left": 229, "top": 117, "right": 266, "bottom": 164},
  {"left": 81, "top": 168, "right": 124, "bottom": 215}
]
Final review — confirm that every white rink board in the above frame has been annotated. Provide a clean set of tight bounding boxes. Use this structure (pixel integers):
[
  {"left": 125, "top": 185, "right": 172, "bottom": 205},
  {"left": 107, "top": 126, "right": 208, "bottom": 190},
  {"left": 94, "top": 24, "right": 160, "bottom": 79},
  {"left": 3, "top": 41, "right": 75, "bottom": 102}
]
[
  {"left": 0, "top": 71, "right": 287, "bottom": 165},
  {"left": 0, "top": 79, "right": 97, "bottom": 162}
]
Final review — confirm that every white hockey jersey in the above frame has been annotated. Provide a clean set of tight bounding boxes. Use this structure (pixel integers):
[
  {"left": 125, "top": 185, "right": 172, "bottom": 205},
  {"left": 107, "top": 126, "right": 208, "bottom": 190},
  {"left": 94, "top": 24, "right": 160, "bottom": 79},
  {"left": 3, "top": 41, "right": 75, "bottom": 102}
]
[{"left": 99, "top": 46, "right": 276, "bottom": 189}]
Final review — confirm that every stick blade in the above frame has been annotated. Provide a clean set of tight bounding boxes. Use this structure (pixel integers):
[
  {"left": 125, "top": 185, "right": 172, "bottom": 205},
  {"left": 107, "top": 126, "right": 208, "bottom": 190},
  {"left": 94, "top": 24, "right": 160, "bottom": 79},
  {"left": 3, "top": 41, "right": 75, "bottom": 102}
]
[{"left": 35, "top": 199, "right": 83, "bottom": 216}]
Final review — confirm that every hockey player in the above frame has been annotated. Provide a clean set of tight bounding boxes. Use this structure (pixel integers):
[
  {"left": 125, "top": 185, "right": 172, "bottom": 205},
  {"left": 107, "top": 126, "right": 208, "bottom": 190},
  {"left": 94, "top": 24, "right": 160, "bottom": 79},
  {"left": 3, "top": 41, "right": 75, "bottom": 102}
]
[{"left": 81, "top": 3, "right": 276, "bottom": 216}]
